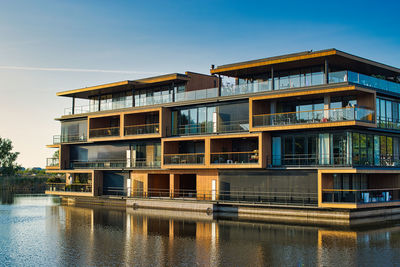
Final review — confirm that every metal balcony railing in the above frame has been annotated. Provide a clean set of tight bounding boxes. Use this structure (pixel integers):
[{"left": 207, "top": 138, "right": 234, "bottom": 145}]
[
  {"left": 53, "top": 134, "right": 87, "bottom": 144},
  {"left": 46, "top": 158, "right": 59, "bottom": 167},
  {"left": 253, "top": 107, "right": 375, "bottom": 128},
  {"left": 173, "top": 120, "right": 249, "bottom": 136},
  {"left": 164, "top": 153, "right": 205, "bottom": 165},
  {"left": 129, "top": 188, "right": 318, "bottom": 206},
  {"left": 269, "top": 153, "right": 400, "bottom": 167},
  {"left": 322, "top": 188, "right": 400, "bottom": 204},
  {"left": 70, "top": 158, "right": 161, "bottom": 169},
  {"left": 46, "top": 183, "right": 92, "bottom": 193},
  {"left": 210, "top": 151, "right": 259, "bottom": 164},
  {"left": 124, "top": 123, "right": 159, "bottom": 136},
  {"left": 89, "top": 127, "right": 120, "bottom": 138}
]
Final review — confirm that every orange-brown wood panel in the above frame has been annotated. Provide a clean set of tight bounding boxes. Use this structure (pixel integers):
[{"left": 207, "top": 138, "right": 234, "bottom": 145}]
[
  {"left": 185, "top": 72, "right": 219, "bottom": 92},
  {"left": 161, "top": 107, "right": 171, "bottom": 137},
  {"left": 196, "top": 170, "right": 218, "bottom": 200}
]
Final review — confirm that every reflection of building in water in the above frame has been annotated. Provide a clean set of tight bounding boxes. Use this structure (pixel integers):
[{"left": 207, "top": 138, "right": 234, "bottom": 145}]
[
  {"left": 50, "top": 204, "right": 400, "bottom": 266},
  {"left": 317, "top": 226, "right": 400, "bottom": 266}
]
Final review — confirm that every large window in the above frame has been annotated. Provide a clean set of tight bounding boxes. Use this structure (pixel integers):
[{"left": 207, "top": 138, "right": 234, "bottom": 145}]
[
  {"left": 171, "top": 102, "right": 248, "bottom": 136},
  {"left": 272, "top": 131, "right": 399, "bottom": 167},
  {"left": 61, "top": 119, "right": 87, "bottom": 142},
  {"left": 377, "top": 97, "right": 400, "bottom": 129}
]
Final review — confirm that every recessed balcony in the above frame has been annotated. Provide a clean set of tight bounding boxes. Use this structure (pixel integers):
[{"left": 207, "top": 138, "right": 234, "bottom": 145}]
[
  {"left": 163, "top": 140, "right": 206, "bottom": 167},
  {"left": 124, "top": 111, "right": 160, "bottom": 137},
  {"left": 253, "top": 107, "right": 375, "bottom": 129},
  {"left": 89, "top": 115, "right": 120, "bottom": 139},
  {"left": 46, "top": 157, "right": 59, "bottom": 169}
]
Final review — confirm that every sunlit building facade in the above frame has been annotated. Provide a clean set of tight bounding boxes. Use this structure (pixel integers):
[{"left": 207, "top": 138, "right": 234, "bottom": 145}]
[{"left": 46, "top": 49, "right": 400, "bottom": 209}]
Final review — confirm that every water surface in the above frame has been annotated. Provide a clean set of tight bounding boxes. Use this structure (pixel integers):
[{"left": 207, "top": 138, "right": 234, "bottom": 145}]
[{"left": 1, "top": 192, "right": 400, "bottom": 266}]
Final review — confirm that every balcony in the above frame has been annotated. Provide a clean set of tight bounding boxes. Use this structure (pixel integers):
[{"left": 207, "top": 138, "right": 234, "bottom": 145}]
[
  {"left": 164, "top": 153, "right": 205, "bottom": 165},
  {"left": 46, "top": 183, "right": 92, "bottom": 193},
  {"left": 46, "top": 158, "right": 59, "bottom": 168},
  {"left": 63, "top": 71, "right": 400, "bottom": 116},
  {"left": 89, "top": 127, "right": 120, "bottom": 138},
  {"left": 70, "top": 158, "right": 161, "bottom": 169},
  {"left": 253, "top": 107, "right": 375, "bottom": 129},
  {"left": 270, "top": 154, "right": 400, "bottom": 167},
  {"left": 322, "top": 188, "right": 400, "bottom": 204},
  {"left": 53, "top": 134, "right": 87, "bottom": 144},
  {"left": 173, "top": 120, "right": 249, "bottom": 136},
  {"left": 210, "top": 151, "right": 259, "bottom": 164},
  {"left": 124, "top": 123, "right": 160, "bottom": 136}
]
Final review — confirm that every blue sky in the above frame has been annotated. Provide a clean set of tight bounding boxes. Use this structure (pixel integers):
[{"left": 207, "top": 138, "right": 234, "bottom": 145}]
[{"left": 0, "top": 0, "right": 400, "bottom": 167}]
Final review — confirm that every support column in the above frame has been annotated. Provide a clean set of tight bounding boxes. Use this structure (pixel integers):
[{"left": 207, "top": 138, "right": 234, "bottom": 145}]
[
  {"left": 271, "top": 66, "right": 274, "bottom": 90},
  {"left": 169, "top": 174, "right": 175, "bottom": 198},
  {"left": 132, "top": 87, "right": 135, "bottom": 107},
  {"left": 98, "top": 95, "right": 101, "bottom": 111},
  {"left": 324, "top": 59, "right": 329, "bottom": 84},
  {"left": 72, "top": 96, "right": 75, "bottom": 115},
  {"left": 171, "top": 82, "right": 175, "bottom": 102},
  {"left": 218, "top": 75, "right": 222, "bottom": 97}
]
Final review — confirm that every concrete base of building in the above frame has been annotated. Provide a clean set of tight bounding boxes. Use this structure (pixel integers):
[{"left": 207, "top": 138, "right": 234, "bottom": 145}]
[{"left": 59, "top": 196, "right": 400, "bottom": 226}]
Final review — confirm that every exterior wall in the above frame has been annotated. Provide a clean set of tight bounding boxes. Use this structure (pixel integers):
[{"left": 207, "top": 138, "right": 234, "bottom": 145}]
[{"left": 185, "top": 72, "right": 219, "bottom": 92}]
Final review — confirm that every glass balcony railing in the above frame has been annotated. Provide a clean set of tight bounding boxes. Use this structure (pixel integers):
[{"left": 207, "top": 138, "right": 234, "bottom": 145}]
[
  {"left": 173, "top": 120, "right": 249, "bottom": 136},
  {"left": 210, "top": 151, "right": 259, "bottom": 164},
  {"left": 164, "top": 153, "right": 205, "bottom": 165},
  {"left": 89, "top": 127, "right": 120, "bottom": 138},
  {"left": 46, "top": 183, "right": 92, "bottom": 193},
  {"left": 53, "top": 134, "right": 87, "bottom": 144},
  {"left": 63, "top": 71, "right": 400, "bottom": 116},
  {"left": 270, "top": 153, "right": 400, "bottom": 167},
  {"left": 70, "top": 158, "right": 161, "bottom": 169},
  {"left": 253, "top": 107, "right": 375, "bottom": 128},
  {"left": 46, "top": 158, "right": 59, "bottom": 167},
  {"left": 124, "top": 123, "right": 160, "bottom": 136},
  {"left": 322, "top": 188, "right": 400, "bottom": 204},
  {"left": 175, "top": 87, "right": 218, "bottom": 102}
]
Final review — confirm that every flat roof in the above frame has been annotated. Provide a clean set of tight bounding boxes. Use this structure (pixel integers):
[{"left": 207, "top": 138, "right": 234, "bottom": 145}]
[
  {"left": 210, "top": 48, "right": 400, "bottom": 77},
  {"left": 57, "top": 73, "right": 190, "bottom": 98}
]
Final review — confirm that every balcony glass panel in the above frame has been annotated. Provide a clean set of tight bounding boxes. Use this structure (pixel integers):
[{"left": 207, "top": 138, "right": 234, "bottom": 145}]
[
  {"left": 322, "top": 188, "right": 400, "bottom": 204},
  {"left": 210, "top": 151, "right": 259, "bottom": 164},
  {"left": 124, "top": 123, "right": 159, "bottom": 136},
  {"left": 89, "top": 127, "right": 120, "bottom": 138},
  {"left": 164, "top": 153, "right": 205, "bottom": 165},
  {"left": 46, "top": 158, "right": 59, "bottom": 167},
  {"left": 253, "top": 107, "right": 375, "bottom": 128}
]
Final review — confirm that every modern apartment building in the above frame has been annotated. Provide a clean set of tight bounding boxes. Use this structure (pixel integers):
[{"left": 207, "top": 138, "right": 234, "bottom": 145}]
[{"left": 46, "top": 49, "right": 400, "bottom": 210}]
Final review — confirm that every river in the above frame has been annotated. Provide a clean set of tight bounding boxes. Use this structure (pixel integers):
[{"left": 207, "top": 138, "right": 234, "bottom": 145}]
[{"left": 0, "top": 192, "right": 400, "bottom": 266}]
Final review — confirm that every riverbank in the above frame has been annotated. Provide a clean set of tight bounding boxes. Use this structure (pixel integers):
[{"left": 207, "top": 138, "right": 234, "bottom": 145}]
[{"left": 0, "top": 176, "right": 47, "bottom": 204}]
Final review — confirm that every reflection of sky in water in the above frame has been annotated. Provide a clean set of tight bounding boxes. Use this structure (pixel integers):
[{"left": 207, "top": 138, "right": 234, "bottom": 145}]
[{"left": 0, "top": 195, "right": 399, "bottom": 266}]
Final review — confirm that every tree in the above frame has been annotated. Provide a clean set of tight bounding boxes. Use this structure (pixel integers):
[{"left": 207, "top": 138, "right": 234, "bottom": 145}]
[{"left": 0, "top": 137, "right": 20, "bottom": 176}]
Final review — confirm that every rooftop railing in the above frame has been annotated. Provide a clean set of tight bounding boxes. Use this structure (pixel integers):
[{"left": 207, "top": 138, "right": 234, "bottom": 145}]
[
  {"left": 164, "top": 153, "right": 205, "bottom": 165},
  {"left": 253, "top": 107, "right": 375, "bottom": 128},
  {"left": 63, "top": 71, "right": 400, "bottom": 116},
  {"left": 322, "top": 188, "right": 400, "bottom": 204}
]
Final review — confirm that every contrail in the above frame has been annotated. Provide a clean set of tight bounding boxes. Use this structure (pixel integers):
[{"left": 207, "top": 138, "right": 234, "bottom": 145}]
[{"left": 0, "top": 65, "right": 161, "bottom": 75}]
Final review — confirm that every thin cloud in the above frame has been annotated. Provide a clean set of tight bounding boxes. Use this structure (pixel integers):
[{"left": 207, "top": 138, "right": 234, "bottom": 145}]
[{"left": 0, "top": 65, "right": 161, "bottom": 75}]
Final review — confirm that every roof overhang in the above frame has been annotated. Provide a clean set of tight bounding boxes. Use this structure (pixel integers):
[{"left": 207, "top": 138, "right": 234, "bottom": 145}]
[
  {"left": 57, "top": 73, "right": 190, "bottom": 99},
  {"left": 210, "top": 49, "right": 400, "bottom": 78}
]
